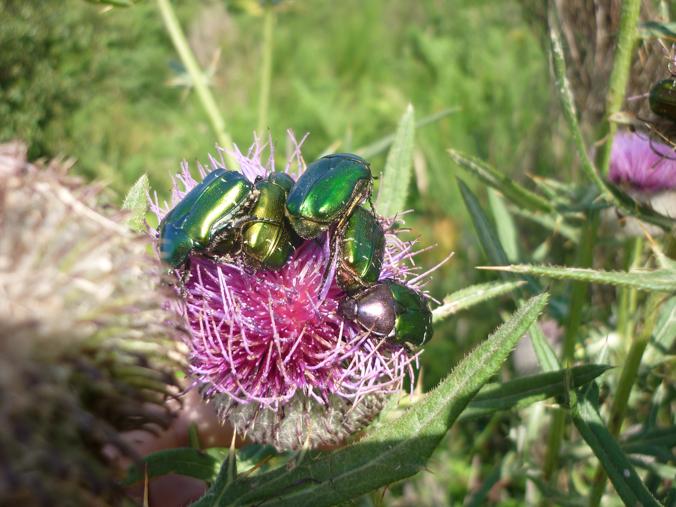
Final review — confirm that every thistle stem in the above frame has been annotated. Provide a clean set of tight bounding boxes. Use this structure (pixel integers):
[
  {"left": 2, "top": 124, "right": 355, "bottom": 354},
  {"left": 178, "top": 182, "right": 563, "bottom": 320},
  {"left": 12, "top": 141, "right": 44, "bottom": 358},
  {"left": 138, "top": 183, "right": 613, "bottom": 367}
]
[
  {"left": 617, "top": 237, "right": 643, "bottom": 341},
  {"left": 257, "top": 8, "right": 275, "bottom": 136},
  {"left": 541, "top": 211, "right": 598, "bottom": 486},
  {"left": 156, "top": 0, "right": 236, "bottom": 166},
  {"left": 587, "top": 293, "right": 663, "bottom": 506},
  {"left": 595, "top": 0, "right": 642, "bottom": 176}
]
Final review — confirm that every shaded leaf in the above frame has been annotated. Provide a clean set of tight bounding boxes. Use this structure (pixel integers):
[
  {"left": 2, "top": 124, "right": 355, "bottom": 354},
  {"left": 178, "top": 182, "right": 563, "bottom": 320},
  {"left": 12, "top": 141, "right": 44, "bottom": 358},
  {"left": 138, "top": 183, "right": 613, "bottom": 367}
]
[
  {"left": 375, "top": 104, "right": 415, "bottom": 217},
  {"left": 124, "top": 448, "right": 219, "bottom": 485},
  {"left": 479, "top": 264, "right": 676, "bottom": 292},
  {"left": 122, "top": 174, "right": 150, "bottom": 232},
  {"left": 200, "top": 294, "right": 549, "bottom": 507},
  {"left": 448, "top": 149, "right": 552, "bottom": 213},
  {"left": 528, "top": 320, "right": 560, "bottom": 372},
  {"left": 432, "top": 280, "right": 526, "bottom": 323},
  {"left": 460, "top": 365, "right": 610, "bottom": 420},
  {"left": 622, "top": 426, "right": 676, "bottom": 461},
  {"left": 571, "top": 390, "right": 660, "bottom": 507},
  {"left": 192, "top": 448, "right": 237, "bottom": 507}
]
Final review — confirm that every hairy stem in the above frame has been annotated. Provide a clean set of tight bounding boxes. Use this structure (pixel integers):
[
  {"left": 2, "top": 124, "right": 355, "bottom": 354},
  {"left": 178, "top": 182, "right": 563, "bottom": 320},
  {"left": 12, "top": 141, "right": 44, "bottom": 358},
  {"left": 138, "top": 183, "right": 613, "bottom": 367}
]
[
  {"left": 156, "top": 0, "right": 236, "bottom": 166},
  {"left": 595, "top": 0, "right": 641, "bottom": 176}
]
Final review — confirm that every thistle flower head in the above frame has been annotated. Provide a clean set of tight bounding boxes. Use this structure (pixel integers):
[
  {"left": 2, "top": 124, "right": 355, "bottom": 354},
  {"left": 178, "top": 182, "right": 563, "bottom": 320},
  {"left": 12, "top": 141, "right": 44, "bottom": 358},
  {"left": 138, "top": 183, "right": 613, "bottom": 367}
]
[
  {"left": 151, "top": 134, "right": 432, "bottom": 450},
  {"left": 0, "top": 142, "right": 184, "bottom": 504},
  {"left": 609, "top": 132, "right": 676, "bottom": 193}
]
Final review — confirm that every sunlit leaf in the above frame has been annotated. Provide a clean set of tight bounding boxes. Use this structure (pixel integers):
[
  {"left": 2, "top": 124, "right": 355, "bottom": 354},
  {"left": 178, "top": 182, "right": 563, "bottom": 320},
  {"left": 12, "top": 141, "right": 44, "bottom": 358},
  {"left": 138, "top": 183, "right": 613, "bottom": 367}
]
[
  {"left": 355, "top": 107, "right": 458, "bottom": 159},
  {"left": 375, "top": 104, "right": 415, "bottom": 217},
  {"left": 122, "top": 174, "right": 150, "bottom": 232},
  {"left": 432, "top": 280, "right": 526, "bottom": 323},
  {"left": 479, "top": 264, "right": 676, "bottom": 292}
]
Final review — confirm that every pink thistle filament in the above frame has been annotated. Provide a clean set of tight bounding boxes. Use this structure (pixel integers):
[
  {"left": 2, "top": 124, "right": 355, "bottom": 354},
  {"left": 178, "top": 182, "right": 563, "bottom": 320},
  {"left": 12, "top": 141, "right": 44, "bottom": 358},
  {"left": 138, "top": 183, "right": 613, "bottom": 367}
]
[{"left": 150, "top": 134, "right": 430, "bottom": 449}]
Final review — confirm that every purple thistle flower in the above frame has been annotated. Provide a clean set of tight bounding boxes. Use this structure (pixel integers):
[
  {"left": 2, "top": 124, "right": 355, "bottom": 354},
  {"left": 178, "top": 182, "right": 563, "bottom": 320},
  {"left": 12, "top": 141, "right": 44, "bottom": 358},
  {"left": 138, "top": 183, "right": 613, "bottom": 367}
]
[
  {"left": 608, "top": 132, "right": 676, "bottom": 193},
  {"left": 150, "top": 133, "right": 433, "bottom": 449}
]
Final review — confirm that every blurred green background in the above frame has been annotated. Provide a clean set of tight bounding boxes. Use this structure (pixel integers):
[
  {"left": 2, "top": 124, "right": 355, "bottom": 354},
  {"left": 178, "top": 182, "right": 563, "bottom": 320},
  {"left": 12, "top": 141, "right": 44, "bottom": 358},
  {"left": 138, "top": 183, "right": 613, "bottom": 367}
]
[{"left": 1, "top": 0, "right": 561, "bottom": 399}]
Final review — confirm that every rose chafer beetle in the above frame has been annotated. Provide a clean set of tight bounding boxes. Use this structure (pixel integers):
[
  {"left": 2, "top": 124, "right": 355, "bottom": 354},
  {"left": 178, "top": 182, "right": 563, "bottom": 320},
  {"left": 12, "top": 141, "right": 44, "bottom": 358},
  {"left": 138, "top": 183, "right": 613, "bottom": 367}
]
[
  {"left": 336, "top": 206, "right": 385, "bottom": 292},
  {"left": 285, "top": 153, "right": 373, "bottom": 239},
  {"left": 339, "top": 279, "right": 433, "bottom": 349},
  {"left": 158, "top": 168, "right": 257, "bottom": 269},
  {"left": 649, "top": 78, "right": 676, "bottom": 122},
  {"left": 241, "top": 172, "right": 299, "bottom": 269}
]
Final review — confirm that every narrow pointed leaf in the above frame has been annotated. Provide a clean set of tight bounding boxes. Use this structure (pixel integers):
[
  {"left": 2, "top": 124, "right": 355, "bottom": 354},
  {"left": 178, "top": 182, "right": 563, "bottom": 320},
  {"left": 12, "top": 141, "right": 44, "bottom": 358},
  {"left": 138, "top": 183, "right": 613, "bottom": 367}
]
[
  {"left": 460, "top": 364, "right": 610, "bottom": 420},
  {"left": 203, "top": 293, "right": 548, "bottom": 507},
  {"left": 480, "top": 264, "right": 676, "bottom": 292},
  {"left": 489, "top": 189, "right": 519, "bottom": 261},
  {"left": 458, "top": 179, "right": 539, "bottom": 293},
  {"left": 192, "top": 448, "right": 237, "bottom": 507},
  {"left": 122, "top": 174, "right": 150, "bottom": 232},
  {"left": 432, "top": 280, "right": 525, "bottom": 323},
  {"left": 375, "top": 104, "right": 415, "bottom": 217},
  {"left": 571, "top": 390, "right": 660, "bottom": 507},
  {"left": 356, "top": 107, "right": 458, "bottom": 159},
  {"left": 124, "top": 448, "right": 219, "bottom": 485},
  {"left": 448, "top": 149, "right": 552, "bottom": 213},
  {"left": 528, "top": 320, "right": 561, "bottom": 372}
]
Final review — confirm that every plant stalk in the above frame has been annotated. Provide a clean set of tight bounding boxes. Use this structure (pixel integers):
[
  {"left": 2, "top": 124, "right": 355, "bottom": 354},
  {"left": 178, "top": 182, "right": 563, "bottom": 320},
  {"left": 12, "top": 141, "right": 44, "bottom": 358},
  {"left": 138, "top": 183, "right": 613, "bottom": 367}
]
[
  {"left": 617, "top": 236, "right": 643, "bottom": 342},
  {"left": 587, "top": 292, "right": 663, "bottom": 506},
  {"left": 542, "top": 212, "right": 598, "bottom": 487},
  {"left": 156, "top": 0, "right": 236, "bottom": 166},
  {"left": 257, "top": 8, "right": 275, "bottom": 136},
  {"left": 595, "top": 0, "right": 642, "bottom": 176}
]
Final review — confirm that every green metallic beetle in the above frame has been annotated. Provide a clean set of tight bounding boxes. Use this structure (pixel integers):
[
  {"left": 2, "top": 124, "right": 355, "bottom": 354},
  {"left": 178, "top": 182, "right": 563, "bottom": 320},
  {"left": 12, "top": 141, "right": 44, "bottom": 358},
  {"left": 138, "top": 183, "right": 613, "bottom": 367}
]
[
  {"left": 336, "top": 206, "right": 385, "bottom": 292},
  {"left": 285, "top": 153, "right": 373, "bottom": 239},
  {"left": 649, "top": 78, "right": 676, "bottom": 122},
  {"left": 338, "top": 279, "right": 433, "bottom": 349},
  {"left": 158, "top": 169, "right": 257, "bottom": 269},
  {"left": 241, "top": 172, "right": 299, "bottom": 269}
]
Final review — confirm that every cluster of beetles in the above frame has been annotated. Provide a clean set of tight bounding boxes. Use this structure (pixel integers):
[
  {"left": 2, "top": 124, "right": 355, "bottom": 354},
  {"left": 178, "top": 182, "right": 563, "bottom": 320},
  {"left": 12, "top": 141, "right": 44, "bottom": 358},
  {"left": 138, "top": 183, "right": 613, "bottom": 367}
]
[{"left": 158, "top": 153, "right": 433, "bottom": 350}]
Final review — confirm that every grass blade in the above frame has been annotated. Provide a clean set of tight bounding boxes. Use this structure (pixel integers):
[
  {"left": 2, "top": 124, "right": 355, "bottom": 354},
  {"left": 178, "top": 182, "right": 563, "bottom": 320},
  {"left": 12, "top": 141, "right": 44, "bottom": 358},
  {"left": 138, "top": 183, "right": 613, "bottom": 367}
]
[
  {"left": 375, "top": 104, "right": 415, "bottom": 217},
  {"left": 571, "top": 390, "right": 660, "bottom": 507},
  {"left": 448, "top": 149, "right": 552, "bottom": 213},
  {"left": 356, "top": 107, "right": 458, "bottom": 159}
]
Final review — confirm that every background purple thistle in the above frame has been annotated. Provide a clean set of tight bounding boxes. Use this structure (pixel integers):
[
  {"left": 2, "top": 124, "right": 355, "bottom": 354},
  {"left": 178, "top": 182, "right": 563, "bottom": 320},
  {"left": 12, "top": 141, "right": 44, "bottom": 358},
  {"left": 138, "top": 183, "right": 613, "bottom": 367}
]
[
  {"left": 150, "top": 134, "right": 430, "bottom": 448},
  {"left": 608, "top": 132, "right": 676, "bottom": 193}
]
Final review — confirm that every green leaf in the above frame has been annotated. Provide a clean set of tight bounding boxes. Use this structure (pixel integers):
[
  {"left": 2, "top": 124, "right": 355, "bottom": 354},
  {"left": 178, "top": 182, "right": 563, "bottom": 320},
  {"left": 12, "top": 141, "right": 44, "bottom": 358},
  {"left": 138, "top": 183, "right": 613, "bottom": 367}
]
[
  {"left": 375, "top": 104, "right": 415, "bottom": 217},
  {"left": 432, "top": 280, "right": 526, "bottom": 323},
  {"left": 122, "top": 174, "right": 150, "bottom": 232},
  {"left": 458, "top": 179, "right": 540, "bottom": 293},
  {"left": 488, "top": 189, "right": 519, "bottom": 261},
  {"left": 192, "top": 448, "right": 237, "bottom": 507},
  {"left": 460, "top": 365, "right": 610, "bottom": 420},
  {"left": 202, "top": 293, "right": 549, "bottom": 507},
  {"left": 571, "top": 390, "right": 660, "bottom": 507},
  {"left": 644, "top": 296, "right": 676, "bottom": 366},
  {"left": 479, "top": 264, "right": 676, "bottom": 292},
  {"left": 448, "top": 149, "right": 552, "bottom": 213},
  {"left": 355, "top": 107, "right": 458, "bottom": 159},
  {"left": 528, "top": 320, "right": 560, "bottom": 372},
  {"left": 622, "top": 426, "right": 676, "bottom": 461},
  {"left": 123, "top": 448, "right": 220, "bottom": 486},
  {"left": 637, "top": 20, "right": 676, "bottom": 41},
  {"left": 510, "top": 207, "right": 580, "bottom": 244}
]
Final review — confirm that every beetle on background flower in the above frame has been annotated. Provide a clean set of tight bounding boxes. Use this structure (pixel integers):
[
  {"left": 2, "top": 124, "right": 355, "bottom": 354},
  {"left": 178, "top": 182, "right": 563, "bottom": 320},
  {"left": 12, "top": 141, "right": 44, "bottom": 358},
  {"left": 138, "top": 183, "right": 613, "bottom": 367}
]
[{"left": 150, "top": 133, "right": 436, "bottom": 450}]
